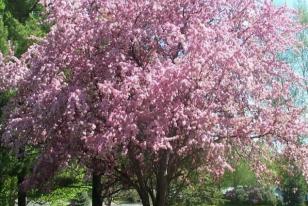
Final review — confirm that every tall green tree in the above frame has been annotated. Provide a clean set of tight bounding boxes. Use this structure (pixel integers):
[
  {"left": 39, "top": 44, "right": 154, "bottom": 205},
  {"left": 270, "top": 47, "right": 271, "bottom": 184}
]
[
  {"left": 0, "top": 0, "right": 48, "bottom": 56},
  {"left": 0, "top": 0, "right": 8, "bottom": 54},
  {"left": 221, "top": 161, "right": 257, "bottom": 189},
  {"left": 0, "top": 91, "right": 17, "bottom": 206},
  {"left": 273, "top": 157, "right": 308, "bottom": 206},
  {"left": 0, "top": 1, "right": 47, "bottom": 205}
]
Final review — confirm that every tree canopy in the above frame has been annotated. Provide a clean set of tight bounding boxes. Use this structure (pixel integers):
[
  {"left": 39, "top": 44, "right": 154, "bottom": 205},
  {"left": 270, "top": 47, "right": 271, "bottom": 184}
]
[{"left": 0, "top": 0, "right": 308, "bottom": 206}]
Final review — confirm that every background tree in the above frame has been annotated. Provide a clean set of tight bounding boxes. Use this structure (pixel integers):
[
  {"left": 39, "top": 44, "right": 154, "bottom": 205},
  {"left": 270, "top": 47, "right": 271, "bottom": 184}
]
[
  {"left": 272, "top": 157, "right": 308, "bottom": 206},
  {"left": 280, "top": 167, "right": 307, "bottom": 206},
  {"left": 28, "top": 163, "right": 91, "bottom": 206},
  {"left": 0, "top": 91, "right": 17, "bottom": 206},
  {"left": 0, "top": 1, "right": 47, "bottom": 205},
  {"left": 221, "top": 161, "right": 257, "bottom": 190},
  {"left": 0, "top": 0, "right": 47, "bottom": 56},
  {"left": 275, "top": 2, "right": 308, "bottom": 205},
  {"left": 282, "top": 0, "right": 308, "bottom": 104},
  {"left": 168, "top": 171, "right": 224, "bottom": 206},
  {"left": 0, "top": 0, "right": 48, "bottom": 205}
]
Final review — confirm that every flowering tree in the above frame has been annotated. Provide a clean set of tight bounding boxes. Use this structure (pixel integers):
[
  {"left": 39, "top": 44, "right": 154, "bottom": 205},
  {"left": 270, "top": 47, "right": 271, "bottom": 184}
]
[{"left": 1, "top": 0, "right": 308, "bottom": 206}]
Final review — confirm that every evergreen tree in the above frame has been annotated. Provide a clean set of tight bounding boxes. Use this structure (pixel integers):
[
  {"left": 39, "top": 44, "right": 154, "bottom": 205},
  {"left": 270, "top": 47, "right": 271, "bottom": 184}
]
[
  {"left": 0, "top": 0, "right": 48, "bottom": 56},
  {"left": 0, "top": 1, "right": 47, "bottom": 205}
]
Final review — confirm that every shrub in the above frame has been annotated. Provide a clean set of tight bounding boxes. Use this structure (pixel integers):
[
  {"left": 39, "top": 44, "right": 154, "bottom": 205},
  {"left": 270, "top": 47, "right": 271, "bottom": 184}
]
[{"left": 224, "top": 186, "right": 280, "bottom": 205}]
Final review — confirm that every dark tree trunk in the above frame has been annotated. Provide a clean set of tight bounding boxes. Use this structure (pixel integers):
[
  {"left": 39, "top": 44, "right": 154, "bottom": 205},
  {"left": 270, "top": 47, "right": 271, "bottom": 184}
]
[
  {"left": 17, "top": 174, "right": 26, "bottom": 206},
  {"left": 137, "top": 189, "right": 151, "bottom": 206},
  {"left": 127, "top": 144, "right": 152, "bottom": 206},
  {"left": 154, "top": 152, "right": 169, "bottom": 206},
  {"left": 92, "top": 172, "right": 103, "bottom": 206},
  {"left": 154, "top": 176, "right": 168, "bottom": 206},
  {"left": 17, "top": 147, "right": 26, "bottom": 206}
]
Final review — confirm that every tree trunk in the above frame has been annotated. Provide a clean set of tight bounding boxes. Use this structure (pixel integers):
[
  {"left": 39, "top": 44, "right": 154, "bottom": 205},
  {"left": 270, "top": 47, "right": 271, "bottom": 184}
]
[
  {"left": 92, "top": 172, "right": 103, "bottom": 206},
  {"left": 17, "top": 147, "right": 26, "bottom": 206},
  {"left": 154, "top": 177, "right": 168, "bottom": 206},
  {"left": 154, "top": 151, "right": 169, "bottom": 206},
  {"left": 17, "top": 174, "right": 26, "bottom": 206},
  {"left": 137, "top": 189, "right": 151, "bottom": 206},
  {"left": 128, "top": 144, "right": 151, "bottom": 206}
]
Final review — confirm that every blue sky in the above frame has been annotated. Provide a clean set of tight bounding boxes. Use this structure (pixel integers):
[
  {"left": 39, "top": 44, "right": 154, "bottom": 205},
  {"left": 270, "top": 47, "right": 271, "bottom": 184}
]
[{"left": 274, "top": 0, "right": 308, "bottom": 8}]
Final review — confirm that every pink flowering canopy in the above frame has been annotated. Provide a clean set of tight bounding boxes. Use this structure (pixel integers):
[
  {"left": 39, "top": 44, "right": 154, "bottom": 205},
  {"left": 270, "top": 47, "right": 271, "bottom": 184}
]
[
  {"left": 1, "top": 0, "right": 308, "bottom": 201},
  {"left": 0, "top": 53, "right": 28, "bottom": 92}
]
